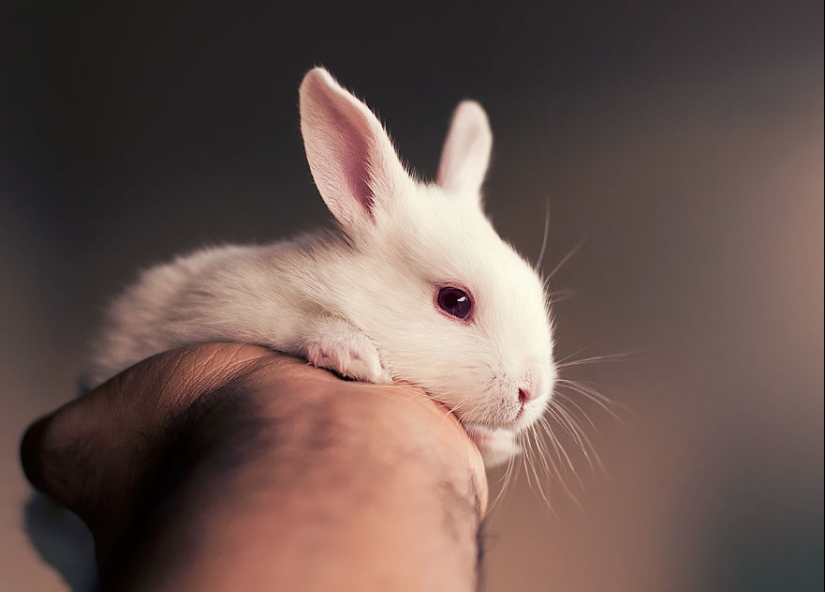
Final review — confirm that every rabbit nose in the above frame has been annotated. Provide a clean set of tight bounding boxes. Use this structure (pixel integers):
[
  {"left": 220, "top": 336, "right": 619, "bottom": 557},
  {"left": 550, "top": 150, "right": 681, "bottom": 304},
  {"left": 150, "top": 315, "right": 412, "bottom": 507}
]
[{"left": 518, "top": 388, "right": 533, "bottom": 404}]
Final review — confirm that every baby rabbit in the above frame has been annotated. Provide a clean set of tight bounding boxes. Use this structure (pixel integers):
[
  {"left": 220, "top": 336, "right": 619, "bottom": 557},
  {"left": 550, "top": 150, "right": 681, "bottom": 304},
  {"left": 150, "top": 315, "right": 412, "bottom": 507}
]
[{"left": 87, "top": 67, "right": 557, "bottom": 467}]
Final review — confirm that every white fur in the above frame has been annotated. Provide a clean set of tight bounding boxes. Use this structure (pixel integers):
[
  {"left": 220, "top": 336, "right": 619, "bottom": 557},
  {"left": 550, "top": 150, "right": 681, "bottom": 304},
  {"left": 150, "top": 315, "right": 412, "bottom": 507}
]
[{"left": 87, "top": 68, "right": 557, "bottom": 467}]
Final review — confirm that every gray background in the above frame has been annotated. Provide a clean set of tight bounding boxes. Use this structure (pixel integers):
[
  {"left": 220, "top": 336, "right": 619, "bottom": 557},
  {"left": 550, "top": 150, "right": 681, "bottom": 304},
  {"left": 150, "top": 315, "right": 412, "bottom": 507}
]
[{"left": 1, "top": 2, "right": 822, "bottom": 590}]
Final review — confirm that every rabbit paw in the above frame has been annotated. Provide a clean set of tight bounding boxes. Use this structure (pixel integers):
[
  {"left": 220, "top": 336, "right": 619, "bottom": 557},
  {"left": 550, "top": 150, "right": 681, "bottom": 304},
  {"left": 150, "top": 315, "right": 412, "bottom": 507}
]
[
  {"left": 465, "top": 425, "right": 522, "bottom": 468},
  {"left": 304, "top": 318, "right": 392, "bottom": 384}
]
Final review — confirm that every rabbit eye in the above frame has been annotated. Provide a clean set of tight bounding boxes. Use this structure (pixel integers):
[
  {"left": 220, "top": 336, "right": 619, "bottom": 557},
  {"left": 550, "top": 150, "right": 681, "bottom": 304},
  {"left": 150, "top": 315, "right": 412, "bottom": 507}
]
[{"left": 437, "top": 287, "right": 473, "bottom": 321}]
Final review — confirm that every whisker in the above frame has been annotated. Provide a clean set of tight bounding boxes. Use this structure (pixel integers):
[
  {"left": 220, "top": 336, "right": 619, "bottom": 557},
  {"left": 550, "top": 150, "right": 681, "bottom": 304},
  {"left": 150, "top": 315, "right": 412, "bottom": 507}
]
[
  {"left": 549, "top": 401, "right": 604, "bottom": 473},
  {"left": 556, "top": 349, "right": 643, "bottom": 368},
  {"left": 488, "top": 458, "right": 518, "bottom": 513},
  {"left": 552, "top": 392, "right": 597, "bottom": 429},
  {"left": 554, "top": 340, "right": 617, "bottom": 366},
  {"left": 556, "top": 379, "right": 628, "bottom": 422},
  {"left": 534, "top": 199, "right": 551, "bottom": 271},
  {"left": 544, "top": 236, "right": 587, "bottom": 281},
  {"left": 538, "top": 420, "right": 585, "bottom": 513},
  {"left": 525, "top": 426, "right": 552, "bottom": 508},
  {"left": 547, "top": 289, "right": 577, "bottom": 304},
  {"left": 530, "top": 421, "right": 556, "bottom": 493},
  {"left": 522, "top": 430, "right": 559, "bottom": 516}
]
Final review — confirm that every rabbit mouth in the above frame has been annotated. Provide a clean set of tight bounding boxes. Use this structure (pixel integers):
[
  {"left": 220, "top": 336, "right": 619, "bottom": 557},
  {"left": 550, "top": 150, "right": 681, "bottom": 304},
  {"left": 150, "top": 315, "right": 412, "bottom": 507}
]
[{"left": 457, "top": 399, "right": 543, "bottom": 433}]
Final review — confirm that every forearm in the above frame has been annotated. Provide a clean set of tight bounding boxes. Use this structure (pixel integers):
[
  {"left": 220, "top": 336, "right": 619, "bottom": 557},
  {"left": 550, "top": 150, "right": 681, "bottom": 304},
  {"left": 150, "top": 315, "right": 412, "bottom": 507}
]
[
  {"left": 130, "top": 382, "right": 481, "bottom": 591},
  {"left": 85, "top": 353, "right": 487, "bottom": 591}
]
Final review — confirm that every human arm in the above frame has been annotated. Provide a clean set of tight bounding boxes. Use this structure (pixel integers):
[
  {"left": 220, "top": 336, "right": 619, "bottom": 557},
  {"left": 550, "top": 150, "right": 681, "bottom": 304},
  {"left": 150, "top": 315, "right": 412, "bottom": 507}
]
[{"left": 21, "top": 344, "right": 488, "bottom": 591}]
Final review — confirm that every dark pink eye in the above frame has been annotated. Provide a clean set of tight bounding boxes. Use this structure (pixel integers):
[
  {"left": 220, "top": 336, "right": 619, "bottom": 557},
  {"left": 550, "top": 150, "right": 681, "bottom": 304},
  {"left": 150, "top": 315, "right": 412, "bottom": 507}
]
[{"left": 437, "top": 287, "right": 473, "bottom": 320}]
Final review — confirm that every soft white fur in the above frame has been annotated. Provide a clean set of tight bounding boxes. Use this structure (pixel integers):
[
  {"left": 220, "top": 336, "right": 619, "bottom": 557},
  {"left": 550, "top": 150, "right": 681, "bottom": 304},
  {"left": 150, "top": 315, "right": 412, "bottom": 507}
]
[{"left": 87, "top": 68, "right": 557, "bottom": 467}]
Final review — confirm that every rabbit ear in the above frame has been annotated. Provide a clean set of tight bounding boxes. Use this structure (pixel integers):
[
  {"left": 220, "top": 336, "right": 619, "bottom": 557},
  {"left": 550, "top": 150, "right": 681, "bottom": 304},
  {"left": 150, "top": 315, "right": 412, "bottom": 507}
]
[
  {"left": 299, "top": 68, "right": 410, "bottom": 230},
  {"left": 436, "top": 100, "right": 492, "bottom": 199}
]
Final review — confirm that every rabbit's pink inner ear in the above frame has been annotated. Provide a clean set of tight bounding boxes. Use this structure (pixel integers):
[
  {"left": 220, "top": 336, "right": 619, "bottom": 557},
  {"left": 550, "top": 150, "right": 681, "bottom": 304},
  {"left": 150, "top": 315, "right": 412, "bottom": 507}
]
[
  {"left": 316, "top": 101, "right": 376, "bottom": 220},
  {"left": 300, "top": 68, "right": 404, "bottom": 229}
]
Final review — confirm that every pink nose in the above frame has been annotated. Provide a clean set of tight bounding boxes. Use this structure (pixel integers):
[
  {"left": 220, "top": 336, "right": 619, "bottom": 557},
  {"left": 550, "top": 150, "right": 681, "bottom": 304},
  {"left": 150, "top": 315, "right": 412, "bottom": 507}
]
[{"left": 518, "top": 388, "right": 532, "bottom": 404}]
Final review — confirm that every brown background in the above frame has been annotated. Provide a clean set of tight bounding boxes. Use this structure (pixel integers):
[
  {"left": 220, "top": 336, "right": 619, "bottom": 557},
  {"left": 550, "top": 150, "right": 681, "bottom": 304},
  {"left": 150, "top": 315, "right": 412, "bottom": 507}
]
[{"left": 1, "top": 2, "right": 822, "bottom": 591}]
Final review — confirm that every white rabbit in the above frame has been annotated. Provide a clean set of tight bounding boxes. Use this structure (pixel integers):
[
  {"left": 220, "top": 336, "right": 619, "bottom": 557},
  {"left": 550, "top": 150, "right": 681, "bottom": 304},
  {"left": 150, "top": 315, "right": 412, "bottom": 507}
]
[{"left": 86, "top": 67, "right": 557, "bottom": 467}]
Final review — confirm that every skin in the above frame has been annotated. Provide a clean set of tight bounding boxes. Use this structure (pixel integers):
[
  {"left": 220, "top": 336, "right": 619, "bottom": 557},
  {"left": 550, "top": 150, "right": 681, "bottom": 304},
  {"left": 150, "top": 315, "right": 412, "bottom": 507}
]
[{"left": 20, "top": 343, "right": 489, "bottom": 591}]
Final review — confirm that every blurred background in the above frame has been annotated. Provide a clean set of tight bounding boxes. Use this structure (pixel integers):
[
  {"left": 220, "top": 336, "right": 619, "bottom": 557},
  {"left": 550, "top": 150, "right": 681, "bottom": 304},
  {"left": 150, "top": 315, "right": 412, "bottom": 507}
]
[{"left": 1, "top": 1, "right": 822, "bottom": 590}]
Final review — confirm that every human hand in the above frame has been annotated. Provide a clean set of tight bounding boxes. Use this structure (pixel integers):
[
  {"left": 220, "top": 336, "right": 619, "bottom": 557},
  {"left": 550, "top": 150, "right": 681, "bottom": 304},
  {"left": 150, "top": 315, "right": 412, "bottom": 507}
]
[{"left": 21, "top": 344, "right": 488, "bottom": 591}]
